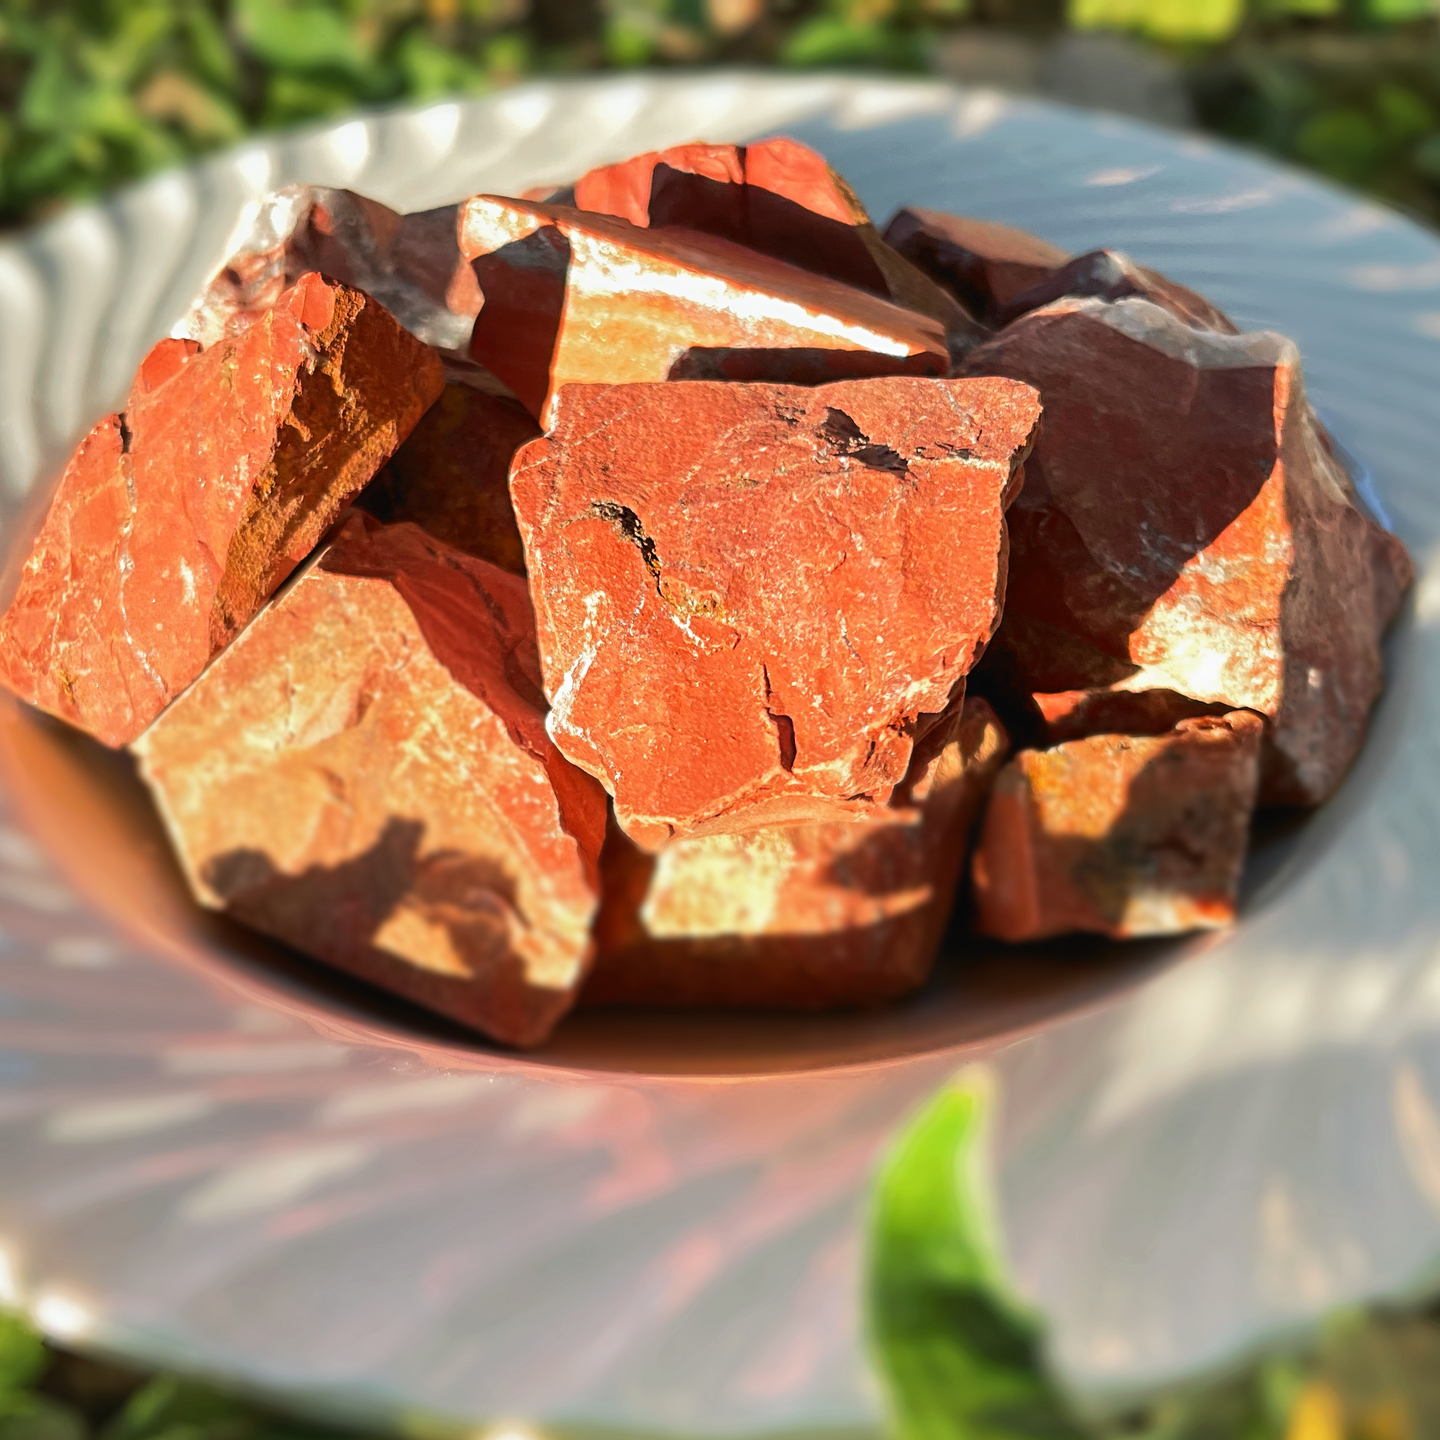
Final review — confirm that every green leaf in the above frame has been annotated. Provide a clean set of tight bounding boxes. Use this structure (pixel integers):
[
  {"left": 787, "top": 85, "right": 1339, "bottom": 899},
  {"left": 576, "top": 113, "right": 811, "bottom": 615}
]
[
  {"left": 0, "top": 1314, "right": 46, "bottom": 1397},
  {"left": 0, "top": 1397, "right": 87, "bottom": 1440},
  {"left": 780, "top": 15, "right": 922, "bottom": 66},
  {"left": 866, "top": 1069, "right": 1088, "bottom": 1440},
  {"left": 393, "top": 28, "right": 488, "bottom": 97},
  {"left": 233, "top": 0, "right": 370, "bottom": 74},
  {"left": 1414, "top": 132, "right": 1440, "bottom": 184},
  {"left": 1295, "top": 107, "right": 1384, "bottom": 185}
]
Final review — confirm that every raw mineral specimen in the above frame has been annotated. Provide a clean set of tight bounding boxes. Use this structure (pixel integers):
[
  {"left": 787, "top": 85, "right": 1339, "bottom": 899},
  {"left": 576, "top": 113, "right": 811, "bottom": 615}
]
[
  {"left": 174, "top": 185, "right": 479, "bottom": 351},
  {"left": 995, "top": 248, "right": 1238, "bottom": 333},
  {"left": 569, "top": 138, "right": 979, "bottom": 348},
  {"left": 358, "top": 366, "right": 538, "bottom": 574},
  {"left": 963, "top": 295, "right": 1412, "bottom": 806},
  {"left": 883, "top": 207, "right": 1069, "bottom": 324},
  {"left": 132, "top": 515, "right": 609, "bottom": 1048},
  {"left": 457, "top": 195, "right": 950, "bottom": 422},
  {"left": 510, "top": 376, "right": 1041, "bottom": 850},
  {"left": 0, "top": 273, "right": 444, "bottom": 748},
  {"left": 972, "top": 711, "right": 1264, "bottom": 942},
  {"left": 586, "top": 696, "right": 1008, "bottom": 1007}
]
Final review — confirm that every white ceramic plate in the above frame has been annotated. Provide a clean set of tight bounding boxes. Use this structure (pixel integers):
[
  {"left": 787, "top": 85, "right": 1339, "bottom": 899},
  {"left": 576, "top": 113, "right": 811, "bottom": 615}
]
[{"left": 1, "top": 71, "right": 1439, "bottom": 1435}]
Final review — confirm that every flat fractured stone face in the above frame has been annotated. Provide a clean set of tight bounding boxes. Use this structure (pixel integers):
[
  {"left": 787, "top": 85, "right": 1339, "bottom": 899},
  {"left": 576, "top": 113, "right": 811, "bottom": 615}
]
[
  {"left": 358, "top": 369, "right": 538, "bottom": 574},
  {"left": 570, "top": 138, "right": 979, "bottom": 348},
  {"left": 883, "top": 207, "right": 1069, "bottom": 325},
  {"left": 0, "top": 273, "right": 444, "bottom": 747},
  {"left": 457, "top": 195, "right": 950, "bottom": 423},
  {"left": 972, "top": 711, "right": 1263, "bottom": 942},
  {"left": 174, "top": 185, "right": 479, "bottom": 351},
  {"left": 585, "top": 696, "right": 1008, "bottom": 1007},
  {"left": 963, "top": 296, "right": 1412, "bottom": 806},
  {"left": 132, "top": 516, "right": 609, "bottom": 1048},
  {"left": 511, "top": 376, "right": 1040, "bottom": 850}
]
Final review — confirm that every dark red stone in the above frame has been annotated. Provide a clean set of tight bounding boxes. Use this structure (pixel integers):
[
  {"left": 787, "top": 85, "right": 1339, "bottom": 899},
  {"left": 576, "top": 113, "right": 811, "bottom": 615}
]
[
  {"left": 132, "top": 515, "right": 609, "bottom": 1047},
  {"left": 585, "top": 696, "right": 1008, "bottom": 1007},
  {"left": 509, "top": 376, "right": 1040, "bottom": 849},
  {"left": 458, "top": 194, "right": 951, "bottom": 423},
  {"left": 972, "top": 712, "right": 1264, "bottom": 941},
  {"left": 0, "top": 274, "right": 444, "bottom": 747},
  {"left": 963, "top": 295, "right": 1412, "bottom": 805},
  {"left": 883, "top": 207, "right": 1070, "bottom": 324},
  {"left": 570, "top": 138, "right": 979, "bottom": 348}
]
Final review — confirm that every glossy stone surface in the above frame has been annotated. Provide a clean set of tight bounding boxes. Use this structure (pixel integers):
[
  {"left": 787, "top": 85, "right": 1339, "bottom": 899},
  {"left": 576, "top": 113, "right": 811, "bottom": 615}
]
[
  {"left": 457, "top": 195, "right": 949, "bottom": 422},
  {"left": 883, "top": 206, "right": 1069, "bottom": 324},
  {"left": 996, "top": 248, "right": 1238, "bottom": 332},
  {"left": 963, "top": 296, "right": 1412, "bottom": 806},
  {"left": 570, "top": 138, "right": 979, "bottom": 348},
  {"left": 585, "top": 696, "right": 1007, "bottom": 1007},
  {"left": 972, "top": 711, "right": 1263, "bottom": 942},
  {"left": 510, "top": 376, "right": 1040, "bottom": 849},
  {"left": 132, "top": 516, "right": 609, "bottom": 1048},
  {"left": 358, "top": 368, "right": 538, "bottom": 574},
  {"left": 0, "top": 274, "right": 443, "bottom": 748},
  {"left": 173, "top": 185, "right": 478, "bottom": 351}
]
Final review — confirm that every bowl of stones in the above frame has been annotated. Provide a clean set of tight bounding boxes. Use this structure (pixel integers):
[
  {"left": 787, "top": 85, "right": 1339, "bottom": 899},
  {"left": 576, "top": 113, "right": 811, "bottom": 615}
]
[{"left": 0, "top": 69, "right": 1438, "bottom": 1440}]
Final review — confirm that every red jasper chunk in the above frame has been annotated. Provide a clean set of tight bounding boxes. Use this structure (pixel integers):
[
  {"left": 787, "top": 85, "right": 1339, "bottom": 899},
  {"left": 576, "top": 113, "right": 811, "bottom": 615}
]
[
  {"left": 963, "top": 295, "right": 1411, "bottom": 806},
  {"left": 587, "top": 696, "right": 1008, "bottom": 1007},
  {"left": 0, "top": 274, "right": 444, "bottom": 747},
  {"left": 972, "top": 712, "right": 1264, "bottom": 942},
  {"left": 132, "top": 516, "right": 609, "bottom": 1048},
  {"left": 570, "top": 137, "right": 977, "bottom": 345},
  {"left": 457, "top": 195, "right": 950, "bottom": 423},
  {"left": 510, "top": 376, "right": 1040, "bottom": 850}
]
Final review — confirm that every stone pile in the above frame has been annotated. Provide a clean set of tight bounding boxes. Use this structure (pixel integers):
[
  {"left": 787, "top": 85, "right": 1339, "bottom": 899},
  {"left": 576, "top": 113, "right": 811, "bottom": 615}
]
[{"left": 0, "top": 136, "right": 1410, "bottom": 1042}]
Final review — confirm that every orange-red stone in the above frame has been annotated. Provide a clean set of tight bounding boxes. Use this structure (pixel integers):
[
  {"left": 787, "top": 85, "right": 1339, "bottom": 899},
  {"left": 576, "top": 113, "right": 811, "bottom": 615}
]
[
  {"left": 510, "top": 376, "right": 1040, "bottom": 850},
  {"left": 132, "top": 515, "right": 609, "bottom": 1047},
  {"left": 0, "top": 273, "right": 444, "bottom": 748},
  {"left": 996, "top": 248, "right": 1238, "bottom": 332},
  {"left": 359, "top": 367, "right": 538, "bottom": 574},
  {"left": 963, "top": 295, "right": 1412, "bottom": 806},
  {"left": 175, "top": 185, "right": 478, "bottom": 350},
  {"left": 883, "top": 207, "right": 1069, "bottom": 324},
  {"left": 457, "top": 195, "right": 950, "bottom": 423},
  {"left": 570, "top": 138, "right": 978, "bottom": 348},
  {"left": 586, "top": 696, "right": 1008, "bottom": 1007},
  {"left": 972, "top": 712, "right": 1263, "bottom": 942}
]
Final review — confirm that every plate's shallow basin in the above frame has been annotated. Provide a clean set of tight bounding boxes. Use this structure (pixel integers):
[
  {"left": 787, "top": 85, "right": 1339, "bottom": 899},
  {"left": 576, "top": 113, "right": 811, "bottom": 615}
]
[{"left": 1, "top": 71, "right": 1439, "bottom": 1436}]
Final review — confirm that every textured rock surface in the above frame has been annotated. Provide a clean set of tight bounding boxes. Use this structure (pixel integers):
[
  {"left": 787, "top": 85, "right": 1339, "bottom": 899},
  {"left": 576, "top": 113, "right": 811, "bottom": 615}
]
[
  {"left": 458, "top": 195, "right": 949, "bottom": 422},
  {"left": 174, "top": 186, "right": 478, "bottom": 351},
  {"left": 973, "top": 712, "right": 1263, "bottom": 942},
  {"left": 359, "top": 367, "right": 538, "bottom": 574},
  {"left": 132, "top": 516, "right": 609, "bottom": 1047},
  {"left": 963, "top": 296, "right": 1412, "bottom": 806},
  {"left": 996, "top": 248, "right": 1238, "bottom": 332},
  {"left": 511, "top": 376, "right": 1040, "bottom": 849},
  {"left": 586, "top": 696, "right": 1008, "bottom": 1007},
  {"left": 883, "top": 207, "right": 1069, "bottom": 325},
  {"left": 0, "top": 273, "right": 443, "bottom": 748},
  {"left": 570, "top": 138, "right": 979, "bottom": 349}
]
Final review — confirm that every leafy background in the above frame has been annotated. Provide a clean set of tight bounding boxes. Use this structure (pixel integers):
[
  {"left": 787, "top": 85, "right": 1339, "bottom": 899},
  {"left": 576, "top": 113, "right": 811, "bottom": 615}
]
[
  {"left": 0, "top": 0, "right": 1438, "bottom": 227},
  {"left": 3, "top": 0, "right": 1440, "bottom": 1432}
]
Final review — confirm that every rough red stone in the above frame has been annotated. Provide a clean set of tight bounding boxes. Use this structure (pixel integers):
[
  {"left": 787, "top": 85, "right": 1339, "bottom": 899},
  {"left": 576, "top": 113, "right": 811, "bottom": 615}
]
[
  {"left": 457, "top": 195, "right": 950, "bottom": 423},
  {"left": 570, "top": 138, "right": 980, "bottom": 350},
  {"left": 358, "top": 365, "right": 538, "bottom": 574},
  {"left": 883, "top": 207, "right": 1070, "bottom": 324},
  {"left": 0, "top": 273, "right": 444, "bottom": 748},
  {"left": 972, "top": 711, "right": 1263, "bottom": 942},
  {"left": 132, "top": 515, "right": 609, "bottom": 1047},
  {"left": 510, "top": 376, "right": 1040, "bottom": 850},
  {"left": 995, "top": 248, "right": 1238, "bottom": 332},
  {"left": 963, "top": 295, "right": 1412, "bottom": 806},
  {"left": 175, "top": 186, "right": 478, "bottom": 351},
  {"left": 585, "top": 696, "right": 1008, "bottom": 1007}
]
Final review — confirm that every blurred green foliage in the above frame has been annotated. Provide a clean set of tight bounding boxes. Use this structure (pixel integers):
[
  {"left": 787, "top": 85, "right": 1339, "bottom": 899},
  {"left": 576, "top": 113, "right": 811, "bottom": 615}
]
[
  {"left": 0, "top": 0, "right": 1438, "bottom": 227},
  {"left": 868, "top": 1077, "right": 1440, "bottom": 1440}
]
